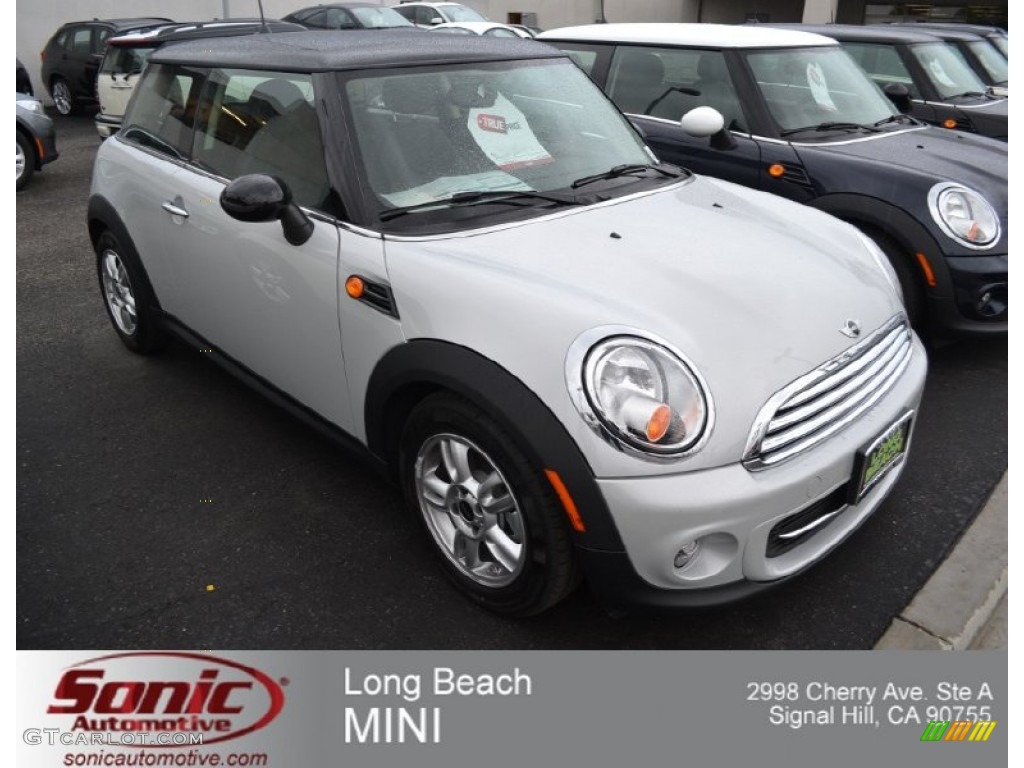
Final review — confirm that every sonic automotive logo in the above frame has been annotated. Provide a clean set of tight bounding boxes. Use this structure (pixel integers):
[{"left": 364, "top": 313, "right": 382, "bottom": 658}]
[
  {"left": 920, "top": 720, "right": 998, "bottom": 742},
  {"left": 46, "top": 652, "right": 285, "bottom": 747}
]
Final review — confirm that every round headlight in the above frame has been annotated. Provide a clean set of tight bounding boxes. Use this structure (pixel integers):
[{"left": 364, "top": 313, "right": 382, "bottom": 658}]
[
  {"left": 928, "top": 183, "right": 1001, "bottom": 250},
  {"left": 578, "top": 335, "right": 710, "bottom": 457}
]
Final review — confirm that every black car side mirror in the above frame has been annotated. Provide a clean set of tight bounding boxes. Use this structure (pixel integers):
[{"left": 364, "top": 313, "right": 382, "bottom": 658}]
[
  {"left": 883, "top": 84, "right": 912, "bottom": 114},
  {"left": 220, "top": 174, "right": 314, "bottom": 246}
]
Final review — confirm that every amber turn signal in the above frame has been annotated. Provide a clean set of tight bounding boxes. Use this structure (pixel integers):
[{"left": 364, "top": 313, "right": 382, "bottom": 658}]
[
  {"left": 943, "top": 118, "right": 957, "bottom": 129},
  {"left": 768, "top": 163, "right": 785, "bottom": 178},
  {"left": 345, "top": 276, "right": 365, "bottom": 298}
]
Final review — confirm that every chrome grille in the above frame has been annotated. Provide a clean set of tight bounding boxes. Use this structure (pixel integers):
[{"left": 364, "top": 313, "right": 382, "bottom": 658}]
[{"left": 743, "top": 315, "right": 913, "bottom": 470}]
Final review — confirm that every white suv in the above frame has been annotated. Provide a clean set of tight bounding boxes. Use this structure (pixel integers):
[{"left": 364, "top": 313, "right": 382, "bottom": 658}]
[{"left": 88, "top": 30, "right": 926, "bottom": 615}]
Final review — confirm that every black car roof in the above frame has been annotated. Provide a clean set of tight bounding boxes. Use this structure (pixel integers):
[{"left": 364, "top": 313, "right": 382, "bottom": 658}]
[
  {"left": 905, "top": 22, "right": 1007, "bottom": 37},
  {"left": 149, "top": 29, "right": 562, "bottom": 71},
  {"left": 94, "top": 18, "right": 175, "bottom": 29},
  {"left": 109, "top": 20, "right": 305, "bottom": 46},
  {"left": 764, "top": 23, "right": 945, "bottom": 45},
  {"left": 878, "top": 24, "right": 988, "bottom": 43}
]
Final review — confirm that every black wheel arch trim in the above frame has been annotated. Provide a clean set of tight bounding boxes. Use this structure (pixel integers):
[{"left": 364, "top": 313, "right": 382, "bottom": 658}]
[
  {"left": 365, "top": 339, "right": 626, "bottom": 552},
  {"left": 807, "top": 193, "right": 953, "bottom": 297},
  {"left": 88, "top": 194, "right": 165, "bottom": 312}
]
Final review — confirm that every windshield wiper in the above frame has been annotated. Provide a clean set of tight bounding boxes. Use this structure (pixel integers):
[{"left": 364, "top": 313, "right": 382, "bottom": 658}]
[
  {"left": 570, "top": 163, "right": 682, "bottom": 190},
  {"left": 872, "top": 113, "right": 921, "bottom": 127},
  {"left": 378, "top": 189, "right": 582, "bottom": 222},
  {"left": 946, "top": 90, "right": 987, "bottom": 100},
  {"left": 780, "top": 121, "right": 882, "bottom": 137}
]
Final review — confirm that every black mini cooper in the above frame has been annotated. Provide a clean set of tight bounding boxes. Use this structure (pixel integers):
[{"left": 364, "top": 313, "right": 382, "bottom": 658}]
[{"left": 539, "top": 23, "right": 1008, "bottom": 335}]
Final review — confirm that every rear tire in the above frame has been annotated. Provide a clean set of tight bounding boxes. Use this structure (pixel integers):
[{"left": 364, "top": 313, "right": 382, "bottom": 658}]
[
  {"left": 50, "top": 77, "right": 75, "bottom": 116},
  {"left": 399, "top": 392, "right": 579, "bottom": 616}
]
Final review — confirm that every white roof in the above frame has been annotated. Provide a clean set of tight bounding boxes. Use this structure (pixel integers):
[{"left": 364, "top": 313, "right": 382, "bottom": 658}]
[{"left": 537, "top": 23, "right": 837, "bottom": 49}]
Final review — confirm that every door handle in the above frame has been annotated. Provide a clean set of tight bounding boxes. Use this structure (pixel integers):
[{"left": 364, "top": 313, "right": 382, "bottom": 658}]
[{"left": 161, "top": 201, "right": 189, "bottom": 218}]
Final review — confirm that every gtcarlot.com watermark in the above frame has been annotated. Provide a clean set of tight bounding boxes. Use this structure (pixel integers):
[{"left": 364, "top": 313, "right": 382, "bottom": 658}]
[{"left": 24, "top": 729, "right": 203, "bottom": 747}]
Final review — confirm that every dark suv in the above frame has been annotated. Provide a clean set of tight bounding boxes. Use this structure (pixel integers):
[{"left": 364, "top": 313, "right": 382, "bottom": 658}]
[
  {"left": 40, "top": 18, "right": 172, "bottom": 115},
  {"left": 540, "top": 23, "right": 1007, "bottom": 335}
]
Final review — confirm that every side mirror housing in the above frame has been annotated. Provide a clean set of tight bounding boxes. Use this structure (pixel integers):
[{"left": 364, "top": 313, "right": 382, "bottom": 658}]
[
  {"left": 220, "top": 174, "right": 314, "bottom": 246},
  {"left": 883, "top": 83, "right": 912, "bottom": 114},
  {"left": 680, "top": 106, "right": 737, "bottom": 151}
]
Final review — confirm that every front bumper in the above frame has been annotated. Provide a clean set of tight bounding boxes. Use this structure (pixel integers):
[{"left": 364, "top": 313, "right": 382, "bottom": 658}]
[
  {"left": 931, "top": 253, "right": 1007, "bottom": 334},
  {"left": 580, "top": 334, "right": 927, "bottom": 610}
]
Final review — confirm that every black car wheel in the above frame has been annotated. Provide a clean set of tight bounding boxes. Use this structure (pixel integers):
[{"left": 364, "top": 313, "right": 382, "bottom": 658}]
[
  {"left": 50, "top": 77, "right": 75, "bottom": 116},
  {"left": 95, "top": 231, "right": 168, "bottom": 353},
  {"left": 16, "top": 132, "right": 33, "bottom": 190},
  {"left": 400, "top": 392, "right": 579, "bottom": 616}
]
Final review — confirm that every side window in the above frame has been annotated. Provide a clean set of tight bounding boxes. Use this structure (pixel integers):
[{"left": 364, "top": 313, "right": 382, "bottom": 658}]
[
  {"left": 607, "top": 47, "right": 747, "bottom": 130},
  {"left": 303, "top": 10, "right": 328, "bottom": 29},
  {"left": 192, "top": 70, "right": 330, "bottom": 211},
  {"left": 393, "top": 6, "right": 415, "bottom": 22},
  {"left": 55, "top": 30, "right": 70, "bottom": 51},
  {"left": 70, "top": 28, "right": 92, "bottom": 54},
  {"left": 843, "top": 43, "right": 920, "bottom": 99},
  {"left": 121, "top": 63, "right": 202, "bottom": 160},
  {"left": 93, "top": 28, "right": 112, "bottom": 54},
  {"left": 326, "top": 8, "right": 357, "bottom": 29},
  {"left": 417, "top": 7, "right": 438, "bottom": 25},
  {"left": 562, "top": 49, "right": 598, "bottom": 76}
]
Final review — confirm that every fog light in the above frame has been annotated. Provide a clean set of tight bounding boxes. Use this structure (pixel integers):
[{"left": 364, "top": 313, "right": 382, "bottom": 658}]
[{"left": 673, "top": 539, "right": 701, "bottom": 570}]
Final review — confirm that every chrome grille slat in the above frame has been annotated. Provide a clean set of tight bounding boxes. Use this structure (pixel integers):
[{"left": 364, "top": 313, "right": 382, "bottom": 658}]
[
  {"left": 766, "top": 335, "right": 911, "bottom": 434},
  {"left": 779, "top": 326, "right": 906, "bottom": 411},
  {"left": 743, "top": 315, "right": 912, "bottom": 470}
]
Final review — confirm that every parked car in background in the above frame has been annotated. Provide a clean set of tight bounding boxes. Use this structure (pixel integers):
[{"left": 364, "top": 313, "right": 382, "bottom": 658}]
[
  {"left": 431, "top": 21, "right": 533, "bottom": 38},
  {"left": 769, "top": 24, "right": 1008, "bottom": 140},
  {"left": 391, "top": 2, "right": 486, "bottom": 27},
  {"left": 89, "top": 30, "right": 927, "bottom": 615},
  {"left": 899, "top": 22, "right": 1008, "bottom": 58},
  {"left": 283, "top": 3, "right": 413, "bottom": 30},
  {"left": 95, "top": 20, "right": 305, "bottom": 138},
  {"left": 17, "top": 58, "right": 33, "bottom": 95},
  {"left": 539, "top": 23, "right": 1007, "bottom": 335},
  {"left": 883, "top": 24, "right": 1007, "bottom": 95},
  {"left": 16, "top": 92, "right": 58, "bottom": 189},
  {"left": 41, "top": 17, "right": 172, "bottom": 115}
]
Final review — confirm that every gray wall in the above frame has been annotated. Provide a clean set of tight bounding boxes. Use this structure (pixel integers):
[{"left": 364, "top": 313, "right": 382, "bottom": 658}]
[{"left": 698, "top": 0, "right": 805, "bottom": 24}]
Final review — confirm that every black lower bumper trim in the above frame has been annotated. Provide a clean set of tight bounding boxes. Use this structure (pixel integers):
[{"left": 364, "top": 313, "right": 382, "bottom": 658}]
[{"left": 576, "top": 547, "right": 781, "bottom": 612}]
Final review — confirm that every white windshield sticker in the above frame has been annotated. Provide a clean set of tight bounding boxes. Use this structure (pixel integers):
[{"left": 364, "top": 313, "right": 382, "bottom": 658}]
[
  {"left": 927, "top": 58, "right": 957, "bottom": 88},
  {"left": 380, "top": 171, "right": 530, "bottom": 208},
  {"left": 806, "top": 63, "right": 837, "bottom": 111},
  {"left": 466, "top": 93, "right": 553, "bottom": 170}
]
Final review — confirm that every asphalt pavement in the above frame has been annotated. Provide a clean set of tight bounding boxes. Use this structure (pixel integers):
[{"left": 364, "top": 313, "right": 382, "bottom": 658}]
[{"left": 16, "top": 112, "right": 1008, "bottom": 650}]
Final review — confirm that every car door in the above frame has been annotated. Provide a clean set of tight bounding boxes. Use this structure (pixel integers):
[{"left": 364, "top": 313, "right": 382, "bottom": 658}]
[
  {"left": 60, "top": 25, "right": 95, "bottom": 98},
  {"left": 161, "top": 68, "right": 355, "bottom": 430},
  {"left": 602, "top": 45, "right": 763, "bottom": 188}
]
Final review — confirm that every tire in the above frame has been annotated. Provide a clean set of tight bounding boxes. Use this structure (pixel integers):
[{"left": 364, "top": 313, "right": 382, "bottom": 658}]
[
  {"left": 95, "top": 230, "right": 168, "bottom": 354},
  {"left": 50, "top": 77, "right": 75, "bottom": 116},
  {"left": 16, "top": 131, "right": 34, "bottom": 190},
  {"left": 860, "top": 228, "right": 926, "bottom": 329},
  {"left": 399, "top": 392, "right": 579, "bottom": 616}
]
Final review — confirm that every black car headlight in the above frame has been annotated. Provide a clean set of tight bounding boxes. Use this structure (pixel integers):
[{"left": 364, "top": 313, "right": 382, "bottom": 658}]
[{"left": 928, "top": 183, "right": 1001, "bottom": 250}]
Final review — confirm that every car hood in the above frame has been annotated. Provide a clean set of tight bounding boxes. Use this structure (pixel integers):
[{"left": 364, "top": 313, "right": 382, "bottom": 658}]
[
  {"left": 383, "top": 176, "right": 905, "bottom": 472},
  {"left": 796, "top": 126, "right": 1008, "bottom": 213}
]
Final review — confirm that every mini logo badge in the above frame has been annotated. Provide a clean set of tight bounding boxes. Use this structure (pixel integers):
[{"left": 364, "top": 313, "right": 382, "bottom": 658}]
[{"left": 840, "top": 319, "right": 861, "bottom": 339}]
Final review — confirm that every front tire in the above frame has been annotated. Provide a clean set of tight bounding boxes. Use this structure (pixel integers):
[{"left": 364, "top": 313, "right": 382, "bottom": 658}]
[
  {"left": 16, "top": 132, "right": 33, "bottom": 189},
  {"left": 400, "top": 393, "right": 578, "bottom": 616},
  {"left": 95, "top": 230, "right": 168, "bottom": 354}
]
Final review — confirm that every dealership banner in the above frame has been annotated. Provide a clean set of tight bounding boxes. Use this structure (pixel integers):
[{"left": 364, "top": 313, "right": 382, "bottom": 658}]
[{"left": 18, "top": 651, "right": 1005, "bottom": 767}]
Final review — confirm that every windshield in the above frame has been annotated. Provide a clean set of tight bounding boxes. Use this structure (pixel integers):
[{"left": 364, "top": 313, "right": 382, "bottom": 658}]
[
  {"left": 966, "top": 40, "right": 1008, "bottom": 84},
  {"left": 910, "top": 42, "right": 988, "bottom": 99},
  {"left": 444, "top": 5, "right": 486, "bottom": 22},
  {"left": 351, "top": 6, "right": 413, "bottom": 28},
  {"left": 745, "top": 47, "right": 898, "bottom": 134},
  {"left": 990, "top": 36, "right": 1008, "bottom": 57},
  {"left": 101, "top": 45, "right": 156, "bottom": 75},
  {"left": 343, "top": 58, "right": 660, "bottom": 224}
]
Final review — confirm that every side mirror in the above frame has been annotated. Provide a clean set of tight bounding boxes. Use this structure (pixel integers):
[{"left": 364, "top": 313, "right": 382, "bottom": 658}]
[
  {"left": 883, "top": 83, "right": 912, "bottom": 114},
  {"left": 430, "top": 16, "right": 444, "bottom": 24},
  {"left": 680, "top": 106, "right": 737, "bottom": 151},
  {"left": 220, "top": 174, "right": 314, "bottom": 246}
]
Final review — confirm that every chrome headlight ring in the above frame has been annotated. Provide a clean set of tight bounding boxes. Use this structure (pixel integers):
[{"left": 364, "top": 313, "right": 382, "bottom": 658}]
[
  {"left": 565, "top": 326, "right": 714, "bottom": 462},
  {"left": 927, "top": 182, "right": 1001, "bottom": 251}
]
